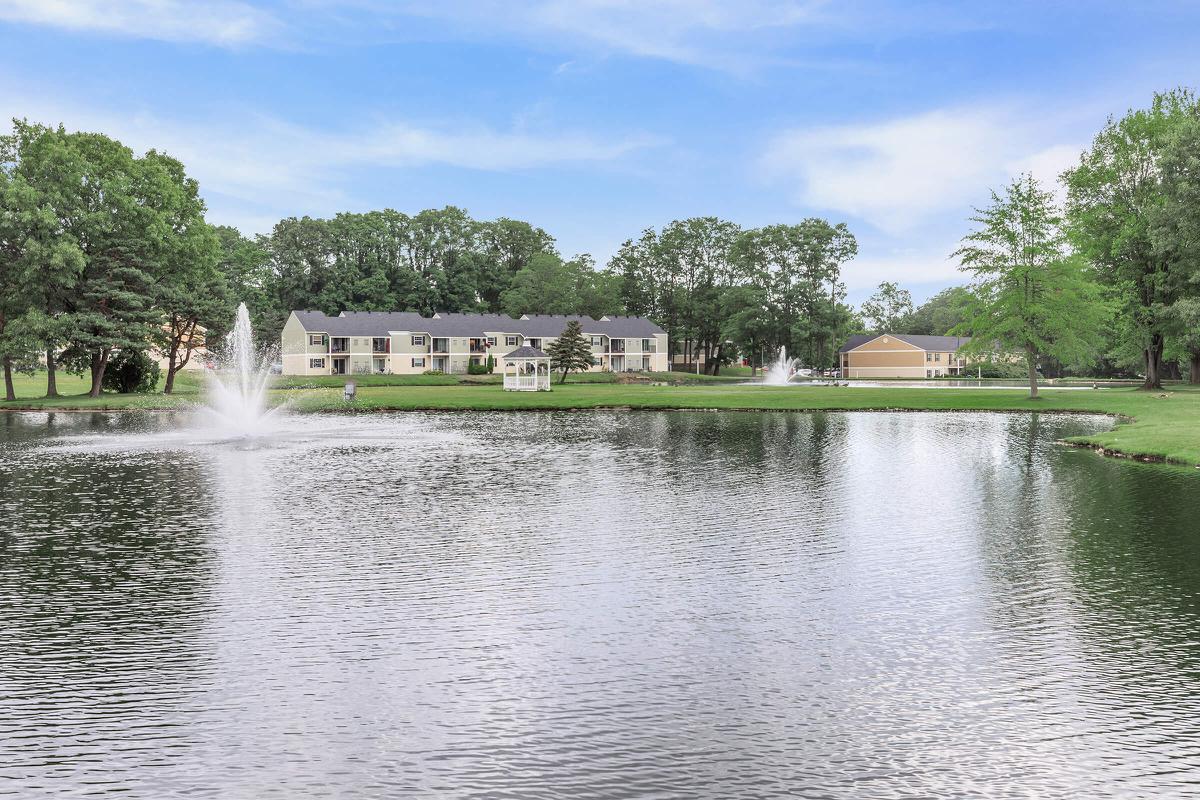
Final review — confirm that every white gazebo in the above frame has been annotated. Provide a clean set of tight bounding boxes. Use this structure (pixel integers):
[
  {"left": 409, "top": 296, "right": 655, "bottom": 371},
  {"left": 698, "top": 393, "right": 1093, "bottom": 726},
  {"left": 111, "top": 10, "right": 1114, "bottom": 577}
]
[{"left": 502, "top": 346, "right": 552, "bottom": 391}]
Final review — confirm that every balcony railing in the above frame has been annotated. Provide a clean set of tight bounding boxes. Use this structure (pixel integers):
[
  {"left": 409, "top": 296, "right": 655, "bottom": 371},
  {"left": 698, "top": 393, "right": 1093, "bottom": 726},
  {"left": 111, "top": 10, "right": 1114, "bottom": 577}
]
[{"left": 609, "top": 342, "right": 626, "bottom": 353}]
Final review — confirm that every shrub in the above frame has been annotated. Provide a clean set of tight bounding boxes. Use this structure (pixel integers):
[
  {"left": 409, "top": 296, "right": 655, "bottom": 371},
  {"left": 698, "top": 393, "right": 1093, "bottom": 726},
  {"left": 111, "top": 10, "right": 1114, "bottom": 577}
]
[
  {"left": 103, "top": 349, "right": 161, "bottom": 394},
  {"left": 422, "top": 369, "right": 445, "bottom": 376},
  {"left": 486, "top": 354, "right": 495, "bottom": 374},
  {"left": 467, "top": 362, "right": 490, "bottom": 375}
]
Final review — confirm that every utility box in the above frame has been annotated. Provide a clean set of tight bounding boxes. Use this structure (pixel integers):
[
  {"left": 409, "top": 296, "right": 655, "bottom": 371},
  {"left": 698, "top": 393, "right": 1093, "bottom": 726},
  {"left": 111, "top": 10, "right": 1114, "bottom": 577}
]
[{"left": 344, "top": 381, "right": 356, "bottom": 401}]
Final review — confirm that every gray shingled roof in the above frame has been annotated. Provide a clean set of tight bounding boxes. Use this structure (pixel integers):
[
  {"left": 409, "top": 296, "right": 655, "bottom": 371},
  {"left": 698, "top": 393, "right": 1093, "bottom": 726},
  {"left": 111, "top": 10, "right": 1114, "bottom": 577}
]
[
  {"left": 839, "top": 333, "right": 971, "bottom": 352},
  {"left": 293, "top": 310, "right": 665, "bottom": 338},
  {"left": 502, "top": 346, "right": 549, "bottom": 360}
]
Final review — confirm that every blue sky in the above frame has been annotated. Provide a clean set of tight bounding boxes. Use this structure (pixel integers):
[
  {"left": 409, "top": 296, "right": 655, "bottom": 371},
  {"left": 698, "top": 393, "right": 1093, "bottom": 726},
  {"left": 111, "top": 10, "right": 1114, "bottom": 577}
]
[{"left": 1, "top": 1, "right": 1197, "bottom": 304}]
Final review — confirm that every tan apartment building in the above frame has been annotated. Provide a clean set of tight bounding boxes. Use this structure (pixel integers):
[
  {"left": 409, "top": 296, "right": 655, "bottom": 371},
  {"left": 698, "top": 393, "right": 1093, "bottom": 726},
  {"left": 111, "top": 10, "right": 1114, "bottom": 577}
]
[
  {"left": 839, "top": 334, "right": 971, "bottom": 378},
  {"left": 281, "top": 310, "right": 669, "bottom": 376}
]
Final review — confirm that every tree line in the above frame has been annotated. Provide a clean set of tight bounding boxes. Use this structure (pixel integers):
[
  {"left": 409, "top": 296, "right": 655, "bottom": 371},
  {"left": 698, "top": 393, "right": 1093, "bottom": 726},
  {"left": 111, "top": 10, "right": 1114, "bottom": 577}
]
[
  {"left": 3, "top": 86, "right": 1199, "bottom": 400},
  {"left": 229, "top": 211, "right": 861, "bottom": 376},
  {"left": 0, "top": 119, "right": 863, "bottom": 400}
]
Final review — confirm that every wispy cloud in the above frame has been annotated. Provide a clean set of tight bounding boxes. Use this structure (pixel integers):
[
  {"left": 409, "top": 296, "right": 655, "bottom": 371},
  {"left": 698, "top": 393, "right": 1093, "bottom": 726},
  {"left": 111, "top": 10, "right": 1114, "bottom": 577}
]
[
  {"left": 842, "top": 240, "right": 964, "bottom": 294},
  {"left": 295, "top": 0, "right": 846, "bottom": 71},
  {"left": 762, "top": 105, "right": 1083, "bottom": 234},
  {"left": 0, "top": 1, "right": 1011, "bottom": 71},
  {"left": 0, "top": 85, "right": 662, "bottom": 233},
  {"left": 0, "top": 0, "right": 281, "bottom": 46}
]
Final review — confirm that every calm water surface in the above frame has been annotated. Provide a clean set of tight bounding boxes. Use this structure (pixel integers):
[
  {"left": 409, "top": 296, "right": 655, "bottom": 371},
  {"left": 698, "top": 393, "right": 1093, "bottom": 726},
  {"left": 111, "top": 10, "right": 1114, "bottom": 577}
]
[{"left": 2, "top": 410, "right": 1199, "bottom": 799}]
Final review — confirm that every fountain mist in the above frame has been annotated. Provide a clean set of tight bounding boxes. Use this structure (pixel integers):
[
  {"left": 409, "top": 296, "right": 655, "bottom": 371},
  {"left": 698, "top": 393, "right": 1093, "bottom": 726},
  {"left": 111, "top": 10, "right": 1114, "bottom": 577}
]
[
  {"left": 762, "top": 347, "right": 806, "bottom": 385},
  {"left": 203, "top": 303, "right": 282, "bottom": 437}
]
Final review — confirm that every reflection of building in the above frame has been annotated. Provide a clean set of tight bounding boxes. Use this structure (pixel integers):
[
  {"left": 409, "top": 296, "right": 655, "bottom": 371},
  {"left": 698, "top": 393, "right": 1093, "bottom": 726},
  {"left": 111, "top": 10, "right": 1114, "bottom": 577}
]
[
  {"left": 839, "top": 334, "right": 971, "bottom": 378},
  {"left": 280, "top": 311, "right": 668, "bottom": 376}
]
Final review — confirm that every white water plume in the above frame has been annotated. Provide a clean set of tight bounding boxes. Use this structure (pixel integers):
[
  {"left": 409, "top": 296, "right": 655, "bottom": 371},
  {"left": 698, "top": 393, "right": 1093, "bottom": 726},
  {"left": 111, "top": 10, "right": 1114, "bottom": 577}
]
[
  {"left": 202, "top": 303, "right": 284, "bottom": 437},
  {"left": 762, "top": 347, "right": 806, "bottom": 385}
]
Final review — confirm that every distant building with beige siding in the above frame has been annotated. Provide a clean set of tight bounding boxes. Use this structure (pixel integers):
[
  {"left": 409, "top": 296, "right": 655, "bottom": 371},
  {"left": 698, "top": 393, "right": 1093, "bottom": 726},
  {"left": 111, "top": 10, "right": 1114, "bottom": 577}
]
[
  {"left": 280, "top": 310, "right": 668, "bottom": 376},
  {"left": 839, "top": 334, "right": 971, "bottom": 378}
]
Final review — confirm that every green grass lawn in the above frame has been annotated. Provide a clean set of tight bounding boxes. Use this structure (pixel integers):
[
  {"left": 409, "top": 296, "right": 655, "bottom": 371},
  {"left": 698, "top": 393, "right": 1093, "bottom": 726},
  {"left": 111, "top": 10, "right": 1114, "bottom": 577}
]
[
  {"left": 1, "top": 370, "right": 201, "bottom": 410},
  {"left": 5, "top": 369, "right": 1200, "bottom": 467},
  {"left": 274, "top": 370, "right": 745, "bottom": 389}
]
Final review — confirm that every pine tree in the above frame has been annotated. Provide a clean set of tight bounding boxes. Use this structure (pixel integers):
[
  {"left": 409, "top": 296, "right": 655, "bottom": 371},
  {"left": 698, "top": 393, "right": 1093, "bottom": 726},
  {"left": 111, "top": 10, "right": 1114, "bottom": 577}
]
[{"left": 546, "top": 320, "right": 596, "bottom": 384}]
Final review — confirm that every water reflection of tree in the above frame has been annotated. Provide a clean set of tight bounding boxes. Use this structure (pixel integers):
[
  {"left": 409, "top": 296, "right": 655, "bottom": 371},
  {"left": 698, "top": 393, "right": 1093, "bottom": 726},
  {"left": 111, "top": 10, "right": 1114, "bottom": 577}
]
[{"left": 969, "top": 416, "right": 1200, "bottom": 787}]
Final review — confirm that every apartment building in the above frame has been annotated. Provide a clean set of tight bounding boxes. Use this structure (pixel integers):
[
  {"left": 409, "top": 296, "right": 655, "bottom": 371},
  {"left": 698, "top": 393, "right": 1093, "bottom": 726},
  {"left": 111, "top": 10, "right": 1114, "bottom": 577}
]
[
  {"left": 281, "top": 310, "right": 669, "bottom": 376},
  {"left": 839, "top": 334, "right": 971, "bottom": 378}
]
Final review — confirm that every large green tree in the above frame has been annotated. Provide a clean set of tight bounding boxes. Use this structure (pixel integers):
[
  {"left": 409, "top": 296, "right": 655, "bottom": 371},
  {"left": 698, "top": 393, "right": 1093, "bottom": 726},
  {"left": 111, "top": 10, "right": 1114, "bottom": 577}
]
[
  {"left": 1065, "top": 88, "right": 1200, "bottom": 389},
  {"left": 896, "top": 286, "right": 975, "bottom": 336},
  {"left": 501, "top": 253, "right": 583, "bottom": 316},
  {"left": 955, "top": 174, "right": 1109, "bottom": 398},
  {"left": 860, "top": 281, "right": 914, "bottom": 332},
  {"left": 0, "top": 122, "right": 89, "bottom": 397},
  {"left": 720, "top": 285, "right": 774, "bottom": 377},
  {"left": 215, "top": 226, "right": 277, "bottom": 339},
  {"left": 731, "top": 219, "right": 857, "bottom": 370},
  {"left": 1150, "top": 113, "right": 1200, "bottom": 383}
]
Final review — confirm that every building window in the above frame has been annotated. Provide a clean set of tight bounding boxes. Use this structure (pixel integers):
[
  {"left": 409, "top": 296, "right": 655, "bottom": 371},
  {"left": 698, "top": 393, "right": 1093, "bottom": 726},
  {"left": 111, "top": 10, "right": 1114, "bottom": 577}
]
[
  {"left": 528, "top": 338, "right": 541, "bottom": 349},
  {"left": 505, "top": 335, "right": 519, "bottom": 347},
  {"left": 926, "top": 369, "right": 932, "bottom": 377},
  {"left": 412, "top": 335, "right": 425, "bottom": 347},
  {"left": 591, "top": 336, "right": 603, "bottom": 347},
  {"left": 486, "top": 336, "right": 497, "bottom": 347},
  {"left": 412, "top": 357, "right": 426, "bottom": 368},
  {"left": 309, "top": 358, "right": 325, "bottom": 369},
  {"left": 934, "top": 352, "right": 942, "bottom": 362},
  {"left": 642, "top": 356, "right": 651, "bottom": 371},
  {"left": 308, "top": 334, "right": 324, "bottom": 346},
  {"left": 925, "top": 352, "right": 932, "bottom": 362}
]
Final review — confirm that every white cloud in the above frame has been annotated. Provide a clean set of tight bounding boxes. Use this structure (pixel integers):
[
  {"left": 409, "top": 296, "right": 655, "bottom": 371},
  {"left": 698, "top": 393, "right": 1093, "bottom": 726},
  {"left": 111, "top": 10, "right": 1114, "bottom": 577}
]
[
  {"left": 1005, "top": 142, "right": 1083, "bottom": 205},
  {"left": 0, "top": 88, "right": 661, "bottom": 234},
  {"left": 762, "top": 106, "right": 1083, "bottom": 234},
  {"left": 0, "top": 0, "right": 280, "bottom": 46},
  {"left": 321, "top": 0, "right": 833, "bottom": 71},
  {"left": 842, "top": 241, "right": 963, "bottom": 294}
]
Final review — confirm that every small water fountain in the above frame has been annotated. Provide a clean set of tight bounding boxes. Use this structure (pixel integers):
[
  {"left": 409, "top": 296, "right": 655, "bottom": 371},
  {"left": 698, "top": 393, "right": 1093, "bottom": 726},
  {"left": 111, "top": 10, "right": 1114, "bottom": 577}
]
[
  {"left": 762, "top": 347, "right": 806, "bottom": 385},
  {"left": 202, "top": 303, "right": 283, "bottom": 438}
]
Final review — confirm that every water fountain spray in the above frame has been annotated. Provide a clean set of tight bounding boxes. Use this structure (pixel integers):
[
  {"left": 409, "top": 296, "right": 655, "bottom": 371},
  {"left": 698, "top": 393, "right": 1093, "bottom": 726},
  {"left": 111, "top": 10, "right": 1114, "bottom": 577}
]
[
  {"left": 203, "top": 303, "right": 282, "bottom": 437},
  {"left": 762, "top": 347, "right": 805, "bottom": 385}
]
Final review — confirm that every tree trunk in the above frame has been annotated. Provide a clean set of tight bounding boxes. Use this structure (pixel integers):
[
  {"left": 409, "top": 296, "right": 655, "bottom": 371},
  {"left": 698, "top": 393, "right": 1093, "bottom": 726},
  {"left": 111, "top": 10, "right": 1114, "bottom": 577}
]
[
  {"left": 1026, "top": 346, "right": 1039, "bottom": 399},
  {"left": 164, "top": 339, "right": 180, "bottom": 394},
  {"left": 559, "top": 369, "right": 567, "bottom": 384},
  {"left": 1190, "top": 350, "right": 1200, "bottom": 385},
  {"left": 45, "top": 347, "right": 59, "bottom": 397},
  {"left": 2, "top": 355, "right": 14, "bottom": 402},
  {"left": 1142, "top": 334, "right": 1164, "bottom": 390},
  {"left": 89, "top": 349, "right": 110, "bottom": 398}
]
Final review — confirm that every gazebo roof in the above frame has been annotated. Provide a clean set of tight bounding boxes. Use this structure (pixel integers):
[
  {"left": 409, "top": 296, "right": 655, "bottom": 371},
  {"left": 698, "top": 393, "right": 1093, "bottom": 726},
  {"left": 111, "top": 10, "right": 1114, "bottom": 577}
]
[{"left": 503, "top": 346, "right": 549, "bottom": 360}]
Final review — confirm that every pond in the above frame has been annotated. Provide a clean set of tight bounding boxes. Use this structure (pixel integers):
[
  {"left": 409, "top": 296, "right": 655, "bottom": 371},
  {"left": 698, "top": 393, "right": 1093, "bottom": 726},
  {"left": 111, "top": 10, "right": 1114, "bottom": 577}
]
[{"left": 2, "top": 410, "right": 1199, "bottom": 798}]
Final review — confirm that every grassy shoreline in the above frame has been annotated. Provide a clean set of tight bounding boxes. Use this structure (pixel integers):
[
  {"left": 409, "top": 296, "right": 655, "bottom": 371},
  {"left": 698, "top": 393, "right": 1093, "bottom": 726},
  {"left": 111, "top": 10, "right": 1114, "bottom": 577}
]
[{"left": 4, "top": 371, "right": 1199, "bottom": 467}]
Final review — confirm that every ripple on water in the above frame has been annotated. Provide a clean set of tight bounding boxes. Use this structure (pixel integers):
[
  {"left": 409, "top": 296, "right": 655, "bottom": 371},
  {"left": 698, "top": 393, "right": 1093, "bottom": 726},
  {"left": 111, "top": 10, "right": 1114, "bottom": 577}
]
[{"left": 2, "top": 410, "right": 1200, "bottom": 798}]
